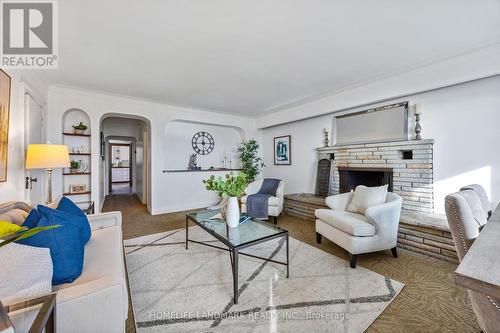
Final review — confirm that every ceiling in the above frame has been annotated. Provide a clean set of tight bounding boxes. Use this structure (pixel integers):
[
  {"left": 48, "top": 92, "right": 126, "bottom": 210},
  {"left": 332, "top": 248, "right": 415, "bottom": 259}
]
[{"left": 39, "top": 0, "right": 500, "bottom": 116}]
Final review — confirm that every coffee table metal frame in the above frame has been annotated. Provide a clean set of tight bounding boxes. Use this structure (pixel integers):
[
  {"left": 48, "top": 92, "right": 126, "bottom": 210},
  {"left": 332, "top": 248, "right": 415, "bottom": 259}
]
[{"left": 185, "top": 214, "right": 289, "bottom": 304}]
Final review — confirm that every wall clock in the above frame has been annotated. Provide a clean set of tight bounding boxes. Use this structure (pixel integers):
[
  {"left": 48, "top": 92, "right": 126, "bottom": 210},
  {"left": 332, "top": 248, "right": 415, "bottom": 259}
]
[{"left": 192, "top": 131, "right": 215, "bottom": 155}]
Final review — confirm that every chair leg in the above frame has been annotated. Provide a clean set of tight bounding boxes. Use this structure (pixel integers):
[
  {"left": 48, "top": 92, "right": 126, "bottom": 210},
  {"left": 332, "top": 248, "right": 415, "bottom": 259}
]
[
  {"left": 350, "top": 254, "right": 357, "bottom": 268},
  {"left": 391, "top": 247, "right": 398, "bottom": 258},
  {"left": 316, "top": 232, "right": 322, "bottom": 244}
]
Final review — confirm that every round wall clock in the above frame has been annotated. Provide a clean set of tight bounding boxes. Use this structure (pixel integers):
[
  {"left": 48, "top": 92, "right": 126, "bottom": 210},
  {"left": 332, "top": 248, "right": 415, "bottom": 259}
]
[{"left": 192, "top": 131, "right": 215, "bottom": 155}]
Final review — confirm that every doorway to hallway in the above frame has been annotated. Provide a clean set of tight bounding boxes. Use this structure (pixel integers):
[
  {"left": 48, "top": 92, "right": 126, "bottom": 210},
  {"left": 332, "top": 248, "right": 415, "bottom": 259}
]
[{"left": 109, "top": 143, "right": 132, "bottom": 194}]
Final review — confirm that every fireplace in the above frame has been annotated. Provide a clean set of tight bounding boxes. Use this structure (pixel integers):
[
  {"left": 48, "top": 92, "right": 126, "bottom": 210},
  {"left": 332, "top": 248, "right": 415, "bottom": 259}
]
[{"left": 338, "top": 167, "right": 393, "bottom": 193}]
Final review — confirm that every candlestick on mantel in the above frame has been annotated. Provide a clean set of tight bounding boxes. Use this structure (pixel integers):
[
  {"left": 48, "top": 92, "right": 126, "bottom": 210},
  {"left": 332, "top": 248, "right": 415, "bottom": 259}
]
[
  {"left": 414, "top": 104, "right": 422, "bottom": 140},
  {"left": 323, "top": 128, "right": 330, "bottom": 147}
]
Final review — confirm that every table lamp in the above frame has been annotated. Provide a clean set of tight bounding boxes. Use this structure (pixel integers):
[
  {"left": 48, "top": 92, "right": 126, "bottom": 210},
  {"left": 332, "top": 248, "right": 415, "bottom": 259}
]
[{"left": 25, "top": 144, "right": 70, "bottom": 204}]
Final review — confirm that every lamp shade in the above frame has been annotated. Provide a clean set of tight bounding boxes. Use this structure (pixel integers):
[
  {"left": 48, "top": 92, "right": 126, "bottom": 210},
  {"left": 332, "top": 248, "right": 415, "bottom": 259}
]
[{"left": 26, "top": 144, "right": 70, "bottom": 169}]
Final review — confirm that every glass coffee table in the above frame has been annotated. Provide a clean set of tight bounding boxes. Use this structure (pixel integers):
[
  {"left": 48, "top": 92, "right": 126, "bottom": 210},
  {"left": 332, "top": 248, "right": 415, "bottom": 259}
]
[{"left": 186, "top": 210, "right": 289, "bottom": 304}]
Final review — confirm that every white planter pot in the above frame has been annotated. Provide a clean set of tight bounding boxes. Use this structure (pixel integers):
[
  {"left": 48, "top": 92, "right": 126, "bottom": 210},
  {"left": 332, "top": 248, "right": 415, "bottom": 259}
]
[{"left": 226, "top": 197, "right": 240, "bottom": 228}]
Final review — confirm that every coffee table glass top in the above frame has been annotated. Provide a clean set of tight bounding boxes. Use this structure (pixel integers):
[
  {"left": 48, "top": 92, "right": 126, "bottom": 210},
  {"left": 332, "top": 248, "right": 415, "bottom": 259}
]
[{"left": 187, "top": 209, "right": 287, "bottom": 247}]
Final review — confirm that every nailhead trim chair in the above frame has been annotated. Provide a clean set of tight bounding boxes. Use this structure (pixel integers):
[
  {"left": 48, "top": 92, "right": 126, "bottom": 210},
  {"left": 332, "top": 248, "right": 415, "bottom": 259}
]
[{"left": 445, "top": 186, "right": 500, "bottom": 333}]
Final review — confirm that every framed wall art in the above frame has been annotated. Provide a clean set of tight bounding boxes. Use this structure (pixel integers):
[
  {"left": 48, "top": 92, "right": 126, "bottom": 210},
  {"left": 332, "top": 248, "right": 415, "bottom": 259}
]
[
  {"left": 274, "top": 135, "right": 291, "bottom": 165},
  {"left": 0, "top": 69, "right": 11, "bottom": 182}
]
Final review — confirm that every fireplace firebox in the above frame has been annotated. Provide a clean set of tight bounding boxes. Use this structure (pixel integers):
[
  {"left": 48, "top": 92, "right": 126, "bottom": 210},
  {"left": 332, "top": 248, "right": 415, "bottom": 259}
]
[{"left": 338, "top": 167, "right": 393, "bottom": 193}]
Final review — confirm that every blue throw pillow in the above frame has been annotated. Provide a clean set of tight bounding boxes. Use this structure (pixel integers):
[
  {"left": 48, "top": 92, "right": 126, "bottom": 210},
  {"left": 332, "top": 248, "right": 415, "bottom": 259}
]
[
  {"left": 38, "top": 204, "right": 91, "bottom": 244},
  {"left": 57, "top": 197, "right": 86, "bottom": 218},
  {"left": 16, "top": 212, "right": 84, "bottom": 285},
  {"left": 22, "top": 208, "right": 42, "bottom": 229},
  {"left": 56, "top": 197, "right": 91, "bottom": 243}
]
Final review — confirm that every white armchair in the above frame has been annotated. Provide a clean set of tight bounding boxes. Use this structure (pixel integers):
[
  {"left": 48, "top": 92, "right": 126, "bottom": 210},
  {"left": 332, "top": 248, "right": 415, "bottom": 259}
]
[
  {"left": 241, "top": 179, "right": 285, "bottom": 224},
  {"left": 315, "top": 192, "right": 402, "bottom": 268}
]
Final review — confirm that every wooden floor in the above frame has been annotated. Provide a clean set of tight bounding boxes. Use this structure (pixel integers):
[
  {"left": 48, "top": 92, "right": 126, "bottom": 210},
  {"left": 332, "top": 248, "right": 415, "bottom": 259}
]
[{"left": 102, "top": 194, "right": 480, "bottom": 333}]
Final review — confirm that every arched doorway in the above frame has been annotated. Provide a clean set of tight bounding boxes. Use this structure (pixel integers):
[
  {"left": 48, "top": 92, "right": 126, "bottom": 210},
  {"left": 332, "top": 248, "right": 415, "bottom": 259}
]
[{"left": 99, "top": 115, "right": 151, "bottom": 211}]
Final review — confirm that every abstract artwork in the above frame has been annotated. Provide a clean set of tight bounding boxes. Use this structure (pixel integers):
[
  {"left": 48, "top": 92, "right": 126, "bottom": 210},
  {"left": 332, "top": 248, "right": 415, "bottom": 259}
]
[
  {"left": 274, "top": 135, "right": 291, "bottom": 165},
  {"left": 0, "top": 70, "right": 11, "bottom": 182}
]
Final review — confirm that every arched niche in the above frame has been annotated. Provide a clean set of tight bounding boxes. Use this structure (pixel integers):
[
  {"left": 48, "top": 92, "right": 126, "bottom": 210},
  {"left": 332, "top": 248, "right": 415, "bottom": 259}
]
[
  {"left": 164, "top": 120, "right": 244, "bottom": 170},
  {"left": 61, "top": 108, "right": 92, "bottom": 201},
  {"left": 62, "top": 108, "right": 91, "bottom": 135}
]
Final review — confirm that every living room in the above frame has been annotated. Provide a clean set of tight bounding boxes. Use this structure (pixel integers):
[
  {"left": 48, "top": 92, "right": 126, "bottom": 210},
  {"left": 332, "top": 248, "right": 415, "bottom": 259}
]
[{"left": 0, "top": 1, "right": 499, "bottom": 332}]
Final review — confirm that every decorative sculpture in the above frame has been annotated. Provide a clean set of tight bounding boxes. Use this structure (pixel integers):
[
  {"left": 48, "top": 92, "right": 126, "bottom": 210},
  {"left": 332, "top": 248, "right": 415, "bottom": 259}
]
[{"left": 188, "top": 154, "right": 199, "bottom": 170}]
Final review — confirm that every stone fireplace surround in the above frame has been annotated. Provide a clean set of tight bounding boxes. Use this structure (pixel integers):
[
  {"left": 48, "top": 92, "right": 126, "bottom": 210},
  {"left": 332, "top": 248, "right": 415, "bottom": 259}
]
[
  {"left": 285, "top": 139, "right": 458, "bottom": 263},
  {"left": 317, "top": 139, "right": 434, "bottom": 214}
]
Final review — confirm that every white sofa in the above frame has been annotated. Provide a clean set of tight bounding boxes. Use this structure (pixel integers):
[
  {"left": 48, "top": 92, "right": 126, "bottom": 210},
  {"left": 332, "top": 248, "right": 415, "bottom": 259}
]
[
  {"left": 315, "top": 192, "right": 402, "bottom": 268},
  {"left": 241, "top": 179, "right": 284, "bottom": 224},
  {"left": 7, "top": 211, "right": 128, "bottom": 333}
]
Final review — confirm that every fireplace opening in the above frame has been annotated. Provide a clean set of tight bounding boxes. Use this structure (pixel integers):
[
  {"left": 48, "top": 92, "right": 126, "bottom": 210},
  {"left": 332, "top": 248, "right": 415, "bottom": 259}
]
[{"left": 338, "top": 167, "right": 393, "bottom": 193}]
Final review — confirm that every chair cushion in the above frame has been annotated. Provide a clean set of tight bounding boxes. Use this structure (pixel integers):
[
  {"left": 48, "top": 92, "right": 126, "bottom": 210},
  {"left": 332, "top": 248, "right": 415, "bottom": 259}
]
[
  {"left": 347, "top": 185, "right": 388, "bottom": 214},
  {"left": 315, "top": 209, "right": 375, "bottom": 237},
  {"left": 54, "top": 225, "right": 123, "bottom": 290},
  {"left": 241, "top": 195, "right": 281, "bottom": 206}
]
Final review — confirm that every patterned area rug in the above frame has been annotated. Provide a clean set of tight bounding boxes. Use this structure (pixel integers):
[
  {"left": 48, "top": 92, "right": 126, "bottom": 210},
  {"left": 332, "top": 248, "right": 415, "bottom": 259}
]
[{"left": 124, "top": 226, "right": 404, "bottom": 332}]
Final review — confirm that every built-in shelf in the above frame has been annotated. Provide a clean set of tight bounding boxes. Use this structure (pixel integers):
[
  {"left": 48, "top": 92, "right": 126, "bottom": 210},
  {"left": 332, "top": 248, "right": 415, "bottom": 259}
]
[
  {"left": 63, "top": 191, "right": 91, "bottom": 196},
  {"left": 63, "top": 132, "right": 91, "bottom": 137},
  {"left": 163, "top": 168, "right": 243, "bottom": 173},
  {"left": 63, "top": 172, "right": 91, "bottom": 176},
  {"left": 69, "top": 153, "right": 91, "bottom": 156}
]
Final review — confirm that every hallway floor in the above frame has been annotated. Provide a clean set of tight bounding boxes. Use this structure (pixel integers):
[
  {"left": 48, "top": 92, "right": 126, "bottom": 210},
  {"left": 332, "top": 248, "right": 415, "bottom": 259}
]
[
  {"left": 110, "top": 183, "right": 133, "bottom": 195},
  {"left": 102, "top": 194, "right": 479, "bottom": 333}
]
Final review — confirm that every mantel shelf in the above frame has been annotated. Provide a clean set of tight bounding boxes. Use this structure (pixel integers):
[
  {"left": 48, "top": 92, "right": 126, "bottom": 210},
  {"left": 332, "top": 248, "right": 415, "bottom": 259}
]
[
  {"left": 162, "top": 168, "right": 243, "bottom": 173},
  {"left": 63, "top": 132, "right": 91, "bottom": 137}
]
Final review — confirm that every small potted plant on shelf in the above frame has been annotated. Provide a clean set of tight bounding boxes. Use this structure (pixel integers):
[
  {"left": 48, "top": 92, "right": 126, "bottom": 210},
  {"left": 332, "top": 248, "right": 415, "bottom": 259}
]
[
  {"left": 72, "top": 122, "right": 88, "bottom": 135},
  {"left": 70, "top": 160, "right": 81, "bottom": 173},
  {"left": 203, "top": 172, "right": 248, "bottom": 228}
]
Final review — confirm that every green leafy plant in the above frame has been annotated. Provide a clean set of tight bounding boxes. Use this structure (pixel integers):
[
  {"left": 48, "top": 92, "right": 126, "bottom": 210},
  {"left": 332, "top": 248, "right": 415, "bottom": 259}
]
[
  {"left": 237, "top": 139, "right": 264, "bottom": 182},
  {"left": 0, "top": 225, "right": 61, "bottom": 248},
  {"left": 72, "top": 122, "right": 88, "bottom": 131},
  {"left": 203, "top": 172, "right": 248, "bottom": 198},
  {"left": 70, "top": 160, "right": 81, "bottom": 169}
]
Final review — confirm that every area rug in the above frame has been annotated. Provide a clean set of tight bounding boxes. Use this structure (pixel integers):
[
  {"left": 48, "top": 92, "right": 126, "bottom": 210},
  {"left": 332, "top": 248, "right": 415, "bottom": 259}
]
[{"left": 124, "top": 226, "right": 404, "bottom": 332}]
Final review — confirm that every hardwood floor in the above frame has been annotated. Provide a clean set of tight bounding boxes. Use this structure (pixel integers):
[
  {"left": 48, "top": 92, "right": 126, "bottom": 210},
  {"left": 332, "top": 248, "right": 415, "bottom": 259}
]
[{"left": 102, "top": 194, "right": 480, "bottom": 333}]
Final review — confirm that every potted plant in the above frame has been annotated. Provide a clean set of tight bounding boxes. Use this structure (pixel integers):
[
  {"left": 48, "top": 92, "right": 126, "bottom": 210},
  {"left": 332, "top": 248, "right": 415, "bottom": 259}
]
[
  {"left": 72, "top": 122, "right": 88, "bottom": 135},
  {"left": 203, "top": 172, "right": 248, "bottom": 228},
  {"left": 70, "top": 160, "right": 81, "bottom": 173},
  {"left": 237, "top": 139, "right": 265, "bottom": 183}
]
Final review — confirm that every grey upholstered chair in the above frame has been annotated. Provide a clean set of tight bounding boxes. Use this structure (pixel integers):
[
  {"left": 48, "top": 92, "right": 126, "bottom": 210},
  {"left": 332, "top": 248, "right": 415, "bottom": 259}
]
[
  {"left": 460, "top": 184, "right": 492, "bottom": 218},
  {"left": 445, "top": 188, "right": 500, "bottom": 333}
]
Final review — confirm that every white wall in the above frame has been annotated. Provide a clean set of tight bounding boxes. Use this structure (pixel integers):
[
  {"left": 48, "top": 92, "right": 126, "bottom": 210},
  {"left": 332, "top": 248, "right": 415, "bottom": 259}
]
[
  {"left": 262, "top": 75, "right": 500, "bottom": 214},
  {"left": 164, "top": 121, "right": 241, "bottom": 170},
  {"left": 46, "top": 86, "right": 256, "bottom": 214}
]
